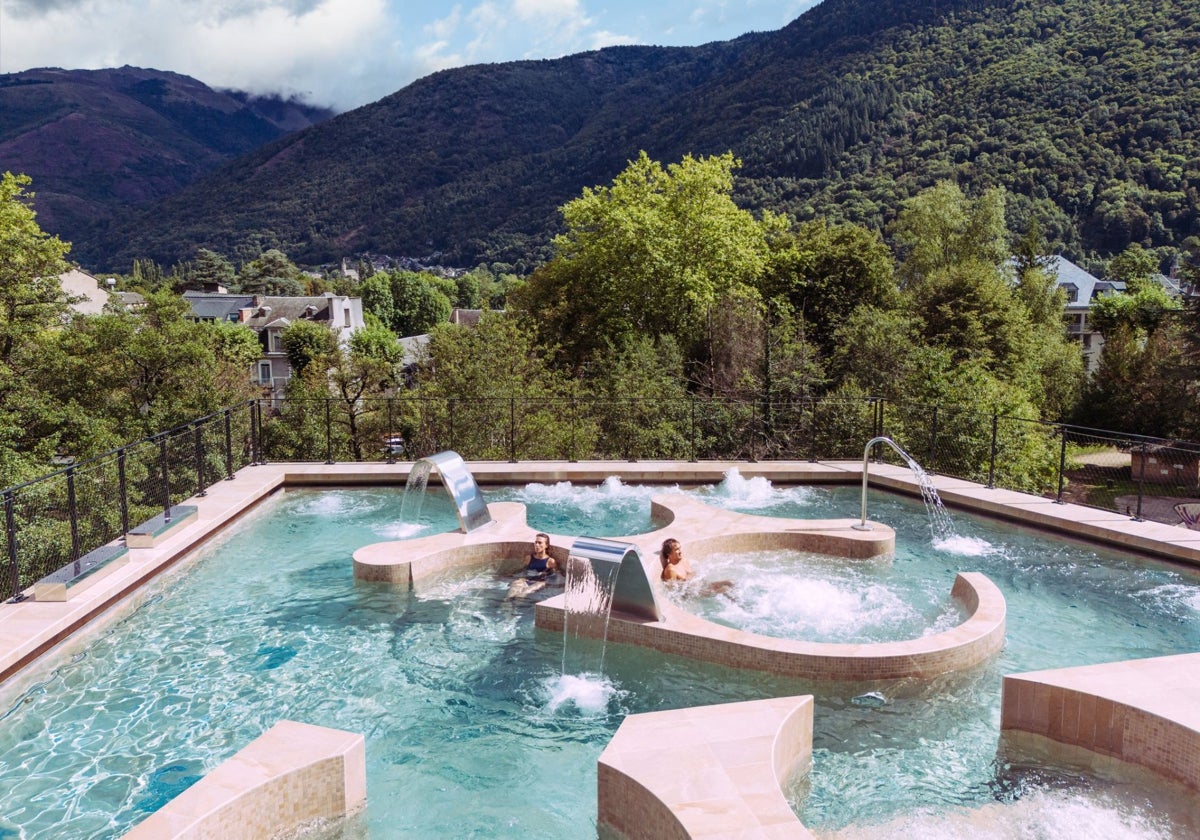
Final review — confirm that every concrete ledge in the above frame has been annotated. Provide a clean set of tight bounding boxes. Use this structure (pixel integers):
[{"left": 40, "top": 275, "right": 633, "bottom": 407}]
[
  {"left": 539, "top": 571, "right": 1005, "bottom": 681},
  {"left": 1001, "top": 652, "right": 1200, "bottom": 793},
  {"left": 33, "top": 544, "right": 129, "bottom": 602},
  {"left": 126, "top": 505, "right": 199, "bottom": 548},
  {"left": 121, "top": 720, "right": 366, "bottom": 840},
  {"left": 598, "top": 696, "right": 816, "bottom": 840}
]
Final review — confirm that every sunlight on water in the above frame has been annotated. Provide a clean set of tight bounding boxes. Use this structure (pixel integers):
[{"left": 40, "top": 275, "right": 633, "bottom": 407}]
[
  {"left": 820, "top": 788, "right": 1176, "bottom": 840},
  {"left": 541, "top": 673, "right": 621, "bottom": 716}
]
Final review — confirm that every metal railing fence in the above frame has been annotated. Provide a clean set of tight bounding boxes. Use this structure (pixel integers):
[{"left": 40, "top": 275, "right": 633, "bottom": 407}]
[{"left": 4, "top": 394, "right": 1199, "bottom": 602}]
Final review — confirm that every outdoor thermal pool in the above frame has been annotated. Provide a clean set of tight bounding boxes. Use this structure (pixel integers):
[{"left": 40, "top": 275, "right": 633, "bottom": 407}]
[{"left": 0, "top": 475, "right": 1198, "bottom": 839}]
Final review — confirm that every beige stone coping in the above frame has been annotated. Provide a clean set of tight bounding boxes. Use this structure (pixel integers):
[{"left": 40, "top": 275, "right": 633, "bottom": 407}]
[
  {"left": 598, "top": 696, "right": 816, "bottom": 840},
  {"left": 538, "top": 571, "right": 1004, "bottom": 681},
  {"left": 1001, "top": 652, "right": 1200, "bottom": 793},
  {"left": 121, "top": 719, "right": 366, "bottom": 840}
]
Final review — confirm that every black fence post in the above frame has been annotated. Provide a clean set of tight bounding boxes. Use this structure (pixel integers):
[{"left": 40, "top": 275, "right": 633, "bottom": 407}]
[
  {"left": 509, "top": 397, "right": 517, "bottom": 463},
  {"left": 1056, "top": 427, "right": 1067, "bottom": 504},
  {"left": 194, "top": 424, "right": 207, "bottom": 497},
  {"left": 118, "top": 447, "right": 130, "bottom": 534},
  {"left": 928, "top": 406, "right": 939, "bottom": 474},
  {"left": 1134, "top": 441, "right": 1147, "bottom": 521},
  {"left": 386, "top": 398, "right": 396, "bottom": 464},
  {"left": 322, "top": 399, "right": 332, "bottom": 464},
  {"left": 570, "top": 396, "right": 578, "bottom": 463},
  {"left": 159, "top": 435, "right": 172, "bottom": 523},
  {"left": 987, "top": 411, "right": 999, "bottom": 489},
  {"left": 224, "top": 409, "right": 234, "bottom": 480},
  {"left": 689, "top": 398, "right": 698, "bottom": 463},
  {"left": 809, "top": 399, "right": 818, "bottom": 462},
  {"left": 67, "top": 467, "right": 81, "bottom": 568},
  {"left": 748, "top": 401, "right": 759, "bottom": 463},
  {"left": 251, "top": 400, "right": 262, "bottom": 465},
  {"left": 4, "top": 491, "right": 22, "bottom": 603}
]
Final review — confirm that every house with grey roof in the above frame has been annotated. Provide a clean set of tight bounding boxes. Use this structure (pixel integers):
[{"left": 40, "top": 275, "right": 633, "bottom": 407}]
[
  {"left": 1047, "top": 256, "right": 1125, "bottom": 375},
  {"left": 184, "top": 292, "right": 366, "bottom": 400}
]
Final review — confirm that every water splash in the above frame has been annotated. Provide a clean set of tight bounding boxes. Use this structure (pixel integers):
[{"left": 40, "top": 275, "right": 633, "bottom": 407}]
[
  {"left": 398, "top": 460, "right": 432, "bottom": 524},
  {"left": 541, "top": 673, "right": 620, "bottom": 715},
  {"left": 820, "top": 788, "right": 1176, "bottom": 839},
  {"left": 888, "top": 448, "right": 956, "bottom": 542},
  {"left": 934, "top": 534, "right": 997, "bottom": 556},
  {"left": 700, "top": 467, "right": 817, "bottom": 511}
]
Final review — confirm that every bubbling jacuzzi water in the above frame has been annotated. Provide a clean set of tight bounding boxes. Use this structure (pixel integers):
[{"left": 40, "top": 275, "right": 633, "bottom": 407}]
[{"left": 0, "top": 477, "right": 1197, "bottom": 839}]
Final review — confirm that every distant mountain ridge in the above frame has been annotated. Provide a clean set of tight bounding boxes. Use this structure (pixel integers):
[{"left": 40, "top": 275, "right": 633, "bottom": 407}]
[
  {"left": 0, "top": 66, "right": 334, "bottom": 246},
  {"left": 41, "top": 0, "right": 1200, "bottom": 271}
]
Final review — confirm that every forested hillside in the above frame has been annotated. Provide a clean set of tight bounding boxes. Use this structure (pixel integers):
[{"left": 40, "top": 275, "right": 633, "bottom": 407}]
[
  {"left": 77, "top": 0, "right": 1200, "bottom": 272},
  {"left": 0, "top": 67, "right": 333, "bottom": 249}
]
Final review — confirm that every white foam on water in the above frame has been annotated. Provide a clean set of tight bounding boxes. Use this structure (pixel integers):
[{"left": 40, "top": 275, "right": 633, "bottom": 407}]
[
  {"left": 705, "top": 467, "right": 815, "bottom": 509},
  {"left": 709, "top": 574, "right": 918, "bottom": 640},
  {"left": 820, "top": 788, "right": 1175, "bottom": 840},
  {"left": 933, "top": 534, "right": 997, "bottom": 557},
  {"left": 372, "top": 521, "right": 429, "bottom": 540},
  {"left": 515, "top": 476, "right": 668, "bottom": 510},
  {"left": 1134, "top": 582, "right": 1200, "bottom": 615},
  {"left": 541, "top": 673, "right": 618, "bottom": 716},
  {"left": 291, "top": 490, "right": 383, "bottom": 518}
]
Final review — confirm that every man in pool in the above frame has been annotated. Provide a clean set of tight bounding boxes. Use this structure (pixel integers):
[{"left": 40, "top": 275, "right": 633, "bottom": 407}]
[
  {"left": 660, "top": 538, "right": 735, "bottom": 596},
  {"left": 660, "top": 538, "right": 693, "bottom": 581},
  {"left": 506, "top": 533, "right": 560, "bottom": 599}
]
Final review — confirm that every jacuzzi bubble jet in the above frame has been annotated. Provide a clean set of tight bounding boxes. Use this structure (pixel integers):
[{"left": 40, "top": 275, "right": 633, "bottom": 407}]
[{"left": 702, "top": 467, "right": 817, "bottom": 512}]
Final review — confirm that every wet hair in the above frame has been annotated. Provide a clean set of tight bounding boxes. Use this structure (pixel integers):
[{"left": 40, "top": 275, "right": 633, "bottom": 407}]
[{"left": 659, "top": 538, "right": 680, "bottom": 570}]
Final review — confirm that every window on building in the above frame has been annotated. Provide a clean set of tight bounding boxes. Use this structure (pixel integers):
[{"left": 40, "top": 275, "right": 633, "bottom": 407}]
[
  {"left": 258, "top": 361, "right": 272, "bottom": 385},
  {"left": 344, "top": 306, "right": 351, "bottom": 328},
  {"left": 271, "top": 332, "right": 284, "bottom": 353}
]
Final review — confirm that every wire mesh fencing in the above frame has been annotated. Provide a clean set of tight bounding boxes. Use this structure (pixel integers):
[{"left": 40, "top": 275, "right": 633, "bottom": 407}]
[{"left": 6, "top": 394, "right": 1200, "bottom": 602}]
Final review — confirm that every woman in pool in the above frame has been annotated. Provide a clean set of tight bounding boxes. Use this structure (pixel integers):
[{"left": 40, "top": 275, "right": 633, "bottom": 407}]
[
  {"left": 525, "top": 533, "right": 558, "bottom": 578},
  {"left": 507, "top": 533, "right": 559, "bottom": 598}
]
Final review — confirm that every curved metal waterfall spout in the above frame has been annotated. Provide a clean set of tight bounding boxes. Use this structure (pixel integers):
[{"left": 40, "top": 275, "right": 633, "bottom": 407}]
[
  {"left": 412, "top": 451, "right": 493, "bottom": 533},
  {"left": 854, "top": 436, "right": 910, "bottom": 531},
  {"left": 568, "top": 536, "right": 663, "bottom": 623}
]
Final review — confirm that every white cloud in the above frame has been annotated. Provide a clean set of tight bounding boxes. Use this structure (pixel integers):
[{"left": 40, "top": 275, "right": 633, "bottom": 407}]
[
  {"left": 0, "top": 0, "right": 825, "bottom": 111},
  {"left": 3, "top": 0, "right": 400, "bottom": 109}
]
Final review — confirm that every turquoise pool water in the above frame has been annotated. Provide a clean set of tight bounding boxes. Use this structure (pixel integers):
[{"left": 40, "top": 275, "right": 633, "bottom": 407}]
[{"left": 0, "top": 476, "right": 1197, "bottom": 839}]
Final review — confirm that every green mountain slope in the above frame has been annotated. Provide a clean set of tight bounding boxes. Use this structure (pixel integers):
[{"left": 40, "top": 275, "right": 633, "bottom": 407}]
[
  {"left": 79, "top": 0, "right": 1200, "bottom": 271},
  {"left": 0, "top": 66, "right": 333, "bottom": 247}
]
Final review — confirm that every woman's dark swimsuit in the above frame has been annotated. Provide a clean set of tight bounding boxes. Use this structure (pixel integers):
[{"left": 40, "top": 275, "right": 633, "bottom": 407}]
[{"left": 525, "top": 554, "right": 551, "bottom": 580}]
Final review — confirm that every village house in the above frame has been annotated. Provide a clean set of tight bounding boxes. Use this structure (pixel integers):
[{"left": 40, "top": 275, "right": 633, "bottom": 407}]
[{"left": 183, "top": 292, "right": 366, "bottom": 400}]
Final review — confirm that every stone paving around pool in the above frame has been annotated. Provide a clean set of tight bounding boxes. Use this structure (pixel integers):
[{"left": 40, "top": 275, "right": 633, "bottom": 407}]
[{"left": 1, "top": 459, "right": 1198, "bottom": 839}]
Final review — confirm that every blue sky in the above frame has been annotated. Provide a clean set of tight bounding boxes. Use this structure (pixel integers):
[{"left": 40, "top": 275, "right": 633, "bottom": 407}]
[{"left": 1, "top": 0, "right": 821, "bottom": 111}]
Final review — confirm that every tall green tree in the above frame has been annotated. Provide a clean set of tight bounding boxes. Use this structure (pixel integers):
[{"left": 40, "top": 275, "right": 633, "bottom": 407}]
[
  {"left": 760, "top": 219, "right": 896, "bottom": 355},
  {"left": 892, "top": 181, "right": 1008, "bottom": 291},
  {"left": 514, "top": 151, "right": 778, "bottom": 363},
  {"left": 0, "top": 173, "right": 72, "bottom": 483},
  {"left": 238, "top": 249, "right": 304, "bottom": 296}
]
